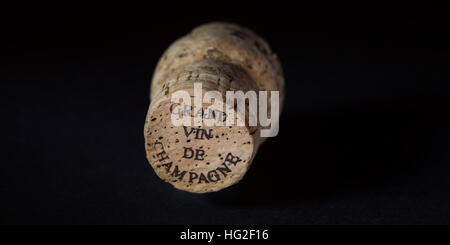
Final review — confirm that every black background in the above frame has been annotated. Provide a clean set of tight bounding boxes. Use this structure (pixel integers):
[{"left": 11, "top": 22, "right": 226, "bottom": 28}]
[{"left": 2, "top": 2, "right": 450, "bottom": 225}]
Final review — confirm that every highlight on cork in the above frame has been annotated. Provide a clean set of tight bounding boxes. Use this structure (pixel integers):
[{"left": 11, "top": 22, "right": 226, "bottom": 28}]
[{"left": 144, "top": 22, "right": 285, "bottom": 193}]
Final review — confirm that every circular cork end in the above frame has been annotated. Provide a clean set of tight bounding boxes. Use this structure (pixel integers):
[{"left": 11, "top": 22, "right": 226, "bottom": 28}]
[{"left": 144, "top": 98, "right": 254, "bottom": 193}]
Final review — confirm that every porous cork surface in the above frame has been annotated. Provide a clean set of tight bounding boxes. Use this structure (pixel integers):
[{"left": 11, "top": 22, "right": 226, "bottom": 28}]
[
  {"left": 144, "top": 22, "right": 284, "bottom": 193},
  {"left": 145, "top": 101, "right": 254, "bottom": 193},
  {"left": 151, "top": 22, "right": 284, "bottom": 106}
]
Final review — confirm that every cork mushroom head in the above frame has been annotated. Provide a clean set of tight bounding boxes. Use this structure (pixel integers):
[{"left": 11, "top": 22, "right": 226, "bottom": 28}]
[{"left": 144, "top": 22, "right": 284, "bottom": 193}]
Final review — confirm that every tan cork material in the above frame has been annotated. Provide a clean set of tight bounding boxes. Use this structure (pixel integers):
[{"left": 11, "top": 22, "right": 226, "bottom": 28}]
[{"left": 144, "top": 22, "right": 285, "bottom": 193}]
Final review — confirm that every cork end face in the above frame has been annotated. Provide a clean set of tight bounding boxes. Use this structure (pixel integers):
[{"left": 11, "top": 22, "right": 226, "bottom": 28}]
[{"left": 144, "top": 99, "right": 254, "bottom": 193}]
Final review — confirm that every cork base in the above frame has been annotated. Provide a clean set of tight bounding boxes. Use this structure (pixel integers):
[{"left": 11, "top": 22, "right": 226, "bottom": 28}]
[
  {"left": 144, "top": 22, "right": 284, "bottom": 193},
  {"left": 144, "top": 98, "right": 254, "bottom": 193}
]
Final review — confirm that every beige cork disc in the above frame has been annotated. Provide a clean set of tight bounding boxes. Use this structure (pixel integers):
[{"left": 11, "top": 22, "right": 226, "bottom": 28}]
[
  {"left": 144, "top": 98, "right": 254, "bottom": 193},
  {"left": 144, "top": 22, "right": 284, "bottom": 193}
]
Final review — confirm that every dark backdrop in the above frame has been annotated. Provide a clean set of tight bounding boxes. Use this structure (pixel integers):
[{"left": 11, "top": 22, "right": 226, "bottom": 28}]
[{"left": 2, "top": 3, "right": 450, "bottom": 224}]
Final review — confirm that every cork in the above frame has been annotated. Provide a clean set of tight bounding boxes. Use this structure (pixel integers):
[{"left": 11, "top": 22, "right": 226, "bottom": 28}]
[{"left": 144, "top": 22, "right": 284, "bottom": 193}]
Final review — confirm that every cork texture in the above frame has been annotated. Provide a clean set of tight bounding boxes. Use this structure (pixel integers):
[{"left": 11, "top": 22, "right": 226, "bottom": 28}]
[{"left": 144, "top": 22, "right": 284, "bottom": 193}]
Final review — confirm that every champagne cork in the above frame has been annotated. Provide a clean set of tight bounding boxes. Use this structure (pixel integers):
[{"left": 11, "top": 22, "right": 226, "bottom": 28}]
[{"left": 144, "top": 22, "right": 284, "bottom": 193}]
